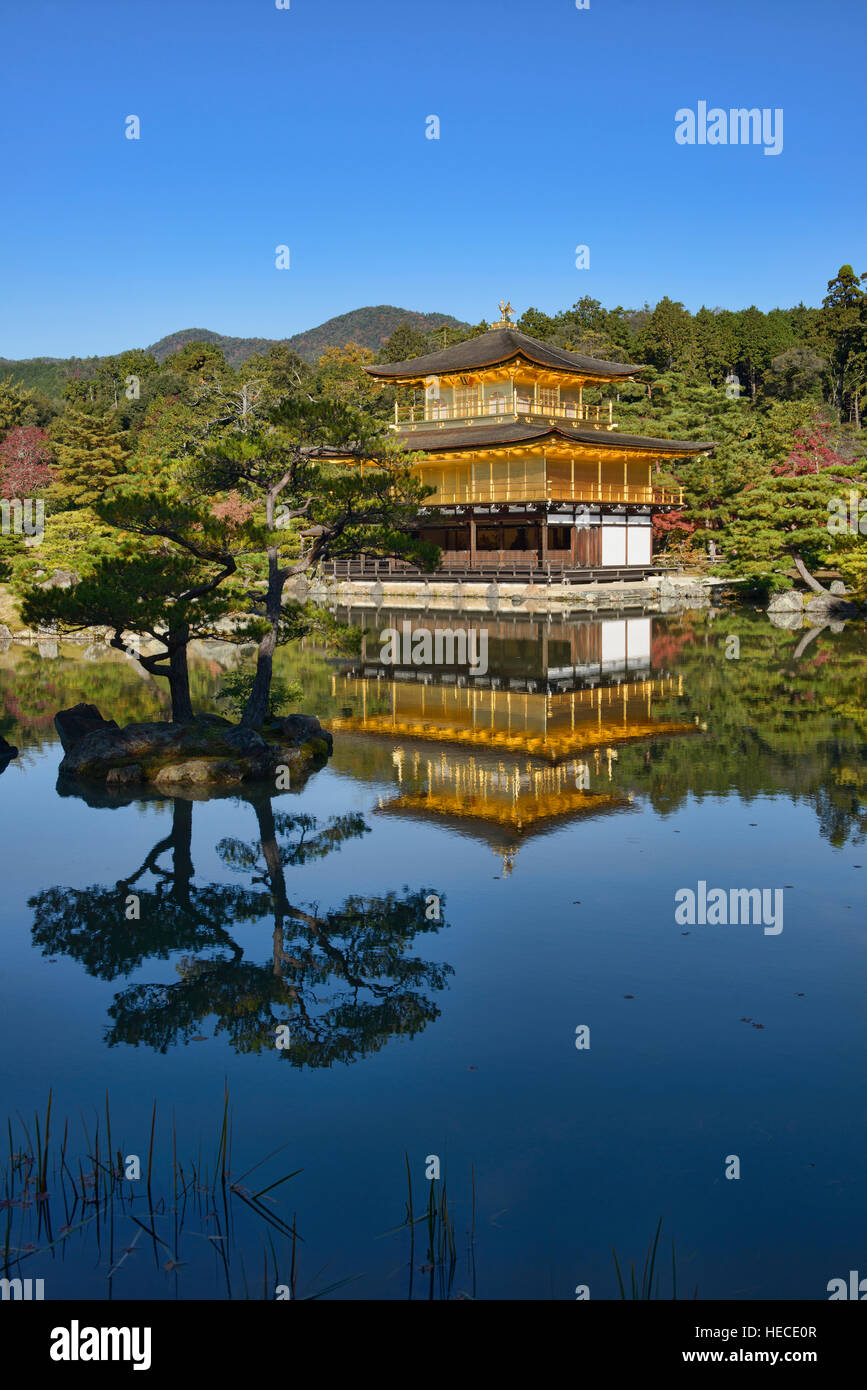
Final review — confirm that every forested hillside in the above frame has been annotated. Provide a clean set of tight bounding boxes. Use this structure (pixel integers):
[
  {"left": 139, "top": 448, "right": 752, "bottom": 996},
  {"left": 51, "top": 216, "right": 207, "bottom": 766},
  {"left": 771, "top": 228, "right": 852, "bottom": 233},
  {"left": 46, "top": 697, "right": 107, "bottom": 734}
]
[
  {"left": 1, "top": 265, "right": 865, "bottom": 602},
  {"left": 0, "top": 305, "right": 469, "bottom": 396}
]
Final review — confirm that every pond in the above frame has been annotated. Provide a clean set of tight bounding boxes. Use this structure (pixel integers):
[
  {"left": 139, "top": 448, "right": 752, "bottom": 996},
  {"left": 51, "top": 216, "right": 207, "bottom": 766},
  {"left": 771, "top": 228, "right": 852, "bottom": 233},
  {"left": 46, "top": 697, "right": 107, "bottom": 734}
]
[{"left": 1, "top": 603, "right": 865, "bottom": 1300}]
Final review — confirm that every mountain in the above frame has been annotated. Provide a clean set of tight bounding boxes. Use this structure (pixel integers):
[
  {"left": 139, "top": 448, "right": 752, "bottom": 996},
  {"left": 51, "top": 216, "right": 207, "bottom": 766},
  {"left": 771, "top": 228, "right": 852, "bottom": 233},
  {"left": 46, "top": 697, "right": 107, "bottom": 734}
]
[
  {"left": 146, "top": 306, "right": 469, "bottom": 367},
  {"left": 282, "top": 306, "right": 469, "bottom": 363},
  {"left": 0, "top": 306, "right": 470, "bottom": 394}
]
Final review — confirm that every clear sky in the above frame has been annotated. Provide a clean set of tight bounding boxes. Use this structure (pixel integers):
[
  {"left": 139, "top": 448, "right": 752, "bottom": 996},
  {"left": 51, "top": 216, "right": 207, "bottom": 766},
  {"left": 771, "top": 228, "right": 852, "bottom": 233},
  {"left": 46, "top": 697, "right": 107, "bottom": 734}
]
[{"left": 2, "top": 0, "right": 864, "bottom": 358}]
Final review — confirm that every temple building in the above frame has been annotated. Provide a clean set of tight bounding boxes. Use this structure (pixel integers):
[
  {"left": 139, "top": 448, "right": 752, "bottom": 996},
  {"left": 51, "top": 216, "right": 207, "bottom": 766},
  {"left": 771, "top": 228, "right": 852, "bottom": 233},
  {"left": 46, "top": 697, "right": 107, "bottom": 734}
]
[{"left": 358, "top": 302, "right": 713, "bottom": 579}]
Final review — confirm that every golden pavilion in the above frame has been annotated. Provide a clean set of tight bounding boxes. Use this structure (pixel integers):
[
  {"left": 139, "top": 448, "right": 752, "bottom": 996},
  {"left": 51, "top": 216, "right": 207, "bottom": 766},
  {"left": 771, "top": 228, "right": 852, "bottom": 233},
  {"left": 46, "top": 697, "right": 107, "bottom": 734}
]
[{"left": 360, "top": 301, "right": 713, "bottom": 577}]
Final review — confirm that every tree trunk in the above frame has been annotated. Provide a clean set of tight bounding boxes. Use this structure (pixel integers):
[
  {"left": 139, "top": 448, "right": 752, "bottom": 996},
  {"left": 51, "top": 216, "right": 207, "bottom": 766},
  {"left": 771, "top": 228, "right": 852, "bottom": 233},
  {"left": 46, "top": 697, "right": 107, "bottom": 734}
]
[
  {"left": 251, "top": 791, "right": 292, "bottom": 975},
  {"left": 171, "top": 798, "right": 194, "bottom": 908},
  {"left": 241, "top": 549, "right": 285, "bottom": 729},
  {"left": 168, "top": 623, "right": 194, "bottom": 723},
  {"left": 791, "top": 552, "right": 830, "bottom": 595}
]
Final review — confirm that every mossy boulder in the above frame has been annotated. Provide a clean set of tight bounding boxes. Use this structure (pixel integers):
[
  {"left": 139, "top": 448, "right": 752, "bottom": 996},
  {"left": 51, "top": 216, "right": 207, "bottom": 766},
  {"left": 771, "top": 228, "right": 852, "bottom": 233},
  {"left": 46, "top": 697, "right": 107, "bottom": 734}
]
[{"left": 55, "top": 706, "right": 333, "bottom": 789}]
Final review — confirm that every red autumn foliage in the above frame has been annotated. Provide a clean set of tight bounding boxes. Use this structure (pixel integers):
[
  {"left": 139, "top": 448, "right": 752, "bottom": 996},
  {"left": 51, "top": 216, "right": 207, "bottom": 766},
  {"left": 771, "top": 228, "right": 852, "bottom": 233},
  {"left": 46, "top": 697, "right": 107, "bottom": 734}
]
[
  {"left": 772, "top": 420, "right": 849, "bottom": 476},
  {"left": 651, "top": 508, "right": 696, "bottom": 542},
  {"left": 211, "top": 491, "right": 256, "bottom": 532},
  {"left": 0, "top": 427, "right": 54, "bottom": 497}
]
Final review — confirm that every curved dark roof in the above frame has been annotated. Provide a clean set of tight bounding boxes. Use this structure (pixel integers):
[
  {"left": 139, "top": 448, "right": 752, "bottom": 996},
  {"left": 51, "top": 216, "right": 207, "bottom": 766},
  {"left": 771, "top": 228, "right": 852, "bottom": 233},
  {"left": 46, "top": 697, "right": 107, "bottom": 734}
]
[
  {"left": 394, "top": 421, "right": 714, "bottom": 455},
  {"left": 366, "top": 326, "right": 644, "bottom": 381}
]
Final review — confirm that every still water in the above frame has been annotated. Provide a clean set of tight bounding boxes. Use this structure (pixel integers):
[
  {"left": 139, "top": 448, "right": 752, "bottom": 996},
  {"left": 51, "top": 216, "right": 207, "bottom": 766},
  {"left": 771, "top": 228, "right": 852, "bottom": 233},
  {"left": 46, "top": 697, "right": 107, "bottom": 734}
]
[{"left": 1, "top": 605, "right": 865, "bottom": 1299}]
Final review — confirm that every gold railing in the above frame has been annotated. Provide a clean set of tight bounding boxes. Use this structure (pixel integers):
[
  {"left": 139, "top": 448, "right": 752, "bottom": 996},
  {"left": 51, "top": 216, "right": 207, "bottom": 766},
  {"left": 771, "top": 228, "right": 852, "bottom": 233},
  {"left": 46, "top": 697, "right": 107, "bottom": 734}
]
[
  {"left": 395, "top": 392, "right": 613, "bottom": 428},
  {"left": 423, "top": 481, "right": 682, "bottom": 506}
]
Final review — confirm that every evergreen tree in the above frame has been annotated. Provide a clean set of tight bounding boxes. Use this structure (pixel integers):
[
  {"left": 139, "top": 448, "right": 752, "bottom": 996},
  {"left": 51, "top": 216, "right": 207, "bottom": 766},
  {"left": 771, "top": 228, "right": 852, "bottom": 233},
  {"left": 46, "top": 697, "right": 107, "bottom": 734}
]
[
  {"left": 719, "top": 419, "right": 862, "bottom": 591},
  {"left": 378, "top": 322, "right": 430, "bottom": 363},
  {"left": 200, "top": 397, "right": 438, "bottom": 729},
  {"left": 51, "top": 410, "right": 131, "bottom": 508},
  {"left": 635, "top": 298, "right": 695, "bottom": 372},
  {"left": 821, "top": 264, "right": 867, "bottom": 421}
]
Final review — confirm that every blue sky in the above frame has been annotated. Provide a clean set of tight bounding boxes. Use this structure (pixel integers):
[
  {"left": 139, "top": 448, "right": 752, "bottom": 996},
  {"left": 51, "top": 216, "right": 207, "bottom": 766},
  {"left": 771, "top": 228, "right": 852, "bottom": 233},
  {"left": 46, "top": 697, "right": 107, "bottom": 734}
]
[{"left": 2, "top": 0, "right": 864, "bottom": 358}]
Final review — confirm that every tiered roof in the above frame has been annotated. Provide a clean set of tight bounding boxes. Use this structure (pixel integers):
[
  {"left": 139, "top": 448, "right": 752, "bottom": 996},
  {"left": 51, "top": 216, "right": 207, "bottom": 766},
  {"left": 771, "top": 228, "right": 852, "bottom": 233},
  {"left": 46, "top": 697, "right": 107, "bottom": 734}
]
[{"left": 366, "top": 326, "right": 643, "bottom": 382}]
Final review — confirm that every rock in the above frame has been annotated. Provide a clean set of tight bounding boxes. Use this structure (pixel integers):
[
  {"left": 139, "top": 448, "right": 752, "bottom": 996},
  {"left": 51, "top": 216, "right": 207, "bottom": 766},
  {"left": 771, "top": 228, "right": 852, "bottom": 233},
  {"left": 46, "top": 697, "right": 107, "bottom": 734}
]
[
  {"left": 40, "top": 568, "right": 79, "bottom": 590},
  {"left": 55, "top": 703, "right": 120, "bottom": 754},
  {"left": 56, "top": 707, "right": 332, "bottom": 786},
  {"left": 0, "top": 734, "right": 18, "bottom": 761},
  {"left": 768, "top": 590, "right": 803, "bottom": 613},
  {"left": 829, "top": 580, "right": 847, "bottom": 595},
  {"left": 151, "top": 759, "right": 247, "bottom": 789},
  {"left": 805, "top": 593, "right": 859, "bottom": 620},
  {"left": 269, "top": 713, "right": 333, "bottom": 754},
  {"left": 0, "top": 624, "right": 12, "bottom": 653},
  {"left": 223, "top": 726, "right": 268, "bottom": 757},
  {"left": 106, "top": 764, "right": 144, "bottom": 788}
]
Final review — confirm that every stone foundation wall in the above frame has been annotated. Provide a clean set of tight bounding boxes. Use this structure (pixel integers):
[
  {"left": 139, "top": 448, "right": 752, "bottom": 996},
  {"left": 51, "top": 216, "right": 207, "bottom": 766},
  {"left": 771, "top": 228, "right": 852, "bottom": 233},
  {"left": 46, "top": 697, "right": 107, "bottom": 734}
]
[{"left": 300, "top": 574, "right": 719, "bottom": 615}]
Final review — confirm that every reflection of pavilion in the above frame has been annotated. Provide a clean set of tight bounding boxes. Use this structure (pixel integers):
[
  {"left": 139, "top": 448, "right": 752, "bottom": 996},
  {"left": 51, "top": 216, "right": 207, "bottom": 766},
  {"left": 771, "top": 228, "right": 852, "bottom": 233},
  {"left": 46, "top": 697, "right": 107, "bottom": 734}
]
[
  {"left": 374, "top": 741, "right": 635, "bottom": 873},
  {"left": 330, "top": 675, "right": 690, "bottom": 763},
  {"left": 346, "top": 611, "right": 662, "bottom": 689},
  {"left": 329, "top": 613, "right": 695, "bottom": 872}
]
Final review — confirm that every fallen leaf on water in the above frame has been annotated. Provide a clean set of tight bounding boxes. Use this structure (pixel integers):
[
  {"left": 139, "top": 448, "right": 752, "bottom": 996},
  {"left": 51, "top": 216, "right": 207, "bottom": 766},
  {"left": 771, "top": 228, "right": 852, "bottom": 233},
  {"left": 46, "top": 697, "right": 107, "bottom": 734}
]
[
  {"left": 466, "top": 1066, "right": 478, "bottom": 1071},
  {"left": 795, "top": 992, "right": 805, "bottom": 997},
  {"left": 623, "top": 994, "right": 634, "bottom": 999},
  {"left": 191, "top": 1036, "right": 208, "bottom": 1041},
  {"left": 752, "top": 1023, "right": 765, "bottom": 1030},
  {"left": 163, "top": 1260, "right": 186, "bottom": 1272}
]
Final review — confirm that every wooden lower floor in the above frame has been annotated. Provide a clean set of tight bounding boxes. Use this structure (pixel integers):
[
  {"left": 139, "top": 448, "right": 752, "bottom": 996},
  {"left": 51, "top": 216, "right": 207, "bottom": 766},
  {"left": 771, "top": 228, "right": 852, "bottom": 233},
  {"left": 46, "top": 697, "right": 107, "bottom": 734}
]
[{"left": 318, "top": 506, "right": 660, "bottom": 580}]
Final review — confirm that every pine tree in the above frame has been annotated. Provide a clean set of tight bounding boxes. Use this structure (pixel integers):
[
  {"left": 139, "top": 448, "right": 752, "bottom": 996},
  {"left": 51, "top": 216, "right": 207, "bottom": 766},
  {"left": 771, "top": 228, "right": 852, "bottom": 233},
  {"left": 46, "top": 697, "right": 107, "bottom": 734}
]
[
  {"left": 51, "top": 411, "right": 131, "bottom": 508},
  {"left": 821, "top": 265, "right": 867, "bottom": 419},
  {"left": 719, "top": 419, "right": 862, "bottom": 591}
]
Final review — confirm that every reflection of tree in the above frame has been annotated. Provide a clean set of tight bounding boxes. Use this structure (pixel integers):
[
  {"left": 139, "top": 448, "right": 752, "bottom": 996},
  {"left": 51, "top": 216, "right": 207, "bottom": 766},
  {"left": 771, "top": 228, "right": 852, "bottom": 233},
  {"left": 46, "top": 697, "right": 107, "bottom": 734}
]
[
  {"left": 29, "top": 790, "right": 451, "bottom": 1065},
  {"left": 619, "top": 610, "right": 867, "bottom": 845}
]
